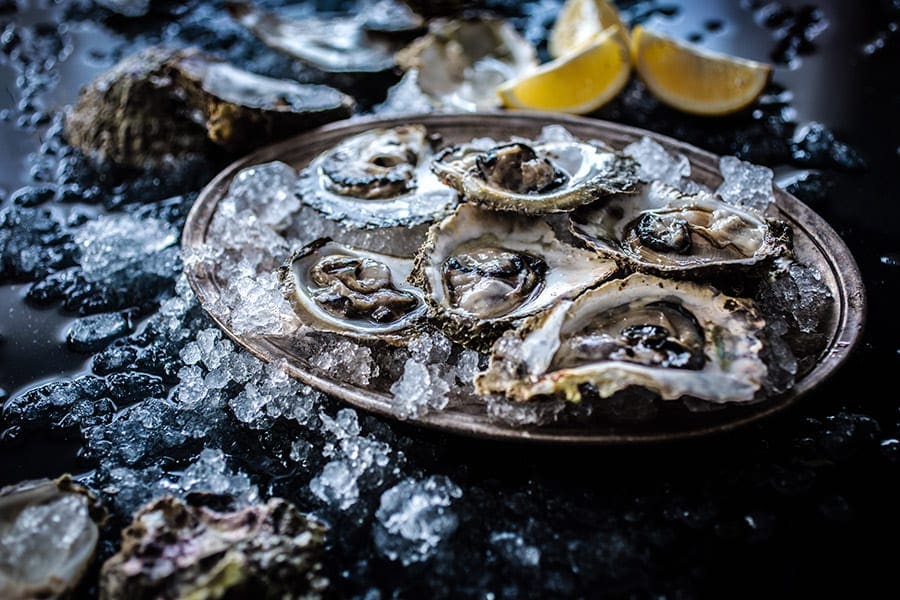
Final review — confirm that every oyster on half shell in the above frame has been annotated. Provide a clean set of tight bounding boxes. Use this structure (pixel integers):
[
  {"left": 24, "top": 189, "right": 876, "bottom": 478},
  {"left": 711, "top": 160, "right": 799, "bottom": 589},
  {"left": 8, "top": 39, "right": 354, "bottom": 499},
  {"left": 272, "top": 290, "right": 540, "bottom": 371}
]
[
  {"left": 570, "top": 181, "right": 792, "bottom": 276},
  {"left": 279, "top": 238, "right": 426, "bottom": 344},
  {"left": 432, "top": 139, "right": 639, "bottom": 213},
  {"left": 409, "top": 204, "right": 618, "bottom": 350},
  {"left": 475, "top": 273, "right": 768, "bottom": 404},
  {"left": 298, "top": 125, "right": 458, "bottom": 228}
]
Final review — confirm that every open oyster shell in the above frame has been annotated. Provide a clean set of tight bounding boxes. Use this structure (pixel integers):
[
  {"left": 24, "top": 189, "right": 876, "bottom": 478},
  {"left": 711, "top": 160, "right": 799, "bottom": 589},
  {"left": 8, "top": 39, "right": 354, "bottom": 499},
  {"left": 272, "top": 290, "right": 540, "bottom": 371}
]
[
  {"left": 395, "top": 17, "right": 537, "bottom": 111},
  {"left": 298, "top": 125, "right": 458, "bottom": 228},
  {"left": 409, "top": 204, "right": 618, "bottom": 350},
  {"left": 0, "top": 475, "right": 106, "bottom": 599},
  {"left": 569, "top": 181, "right": 792, "bottom": 276},
  {"left": 279, "top": 238, "right": 427, "bottom": 344},
  {"left": 432, "top": 139, "right": 639, "bottom": 213},
  {"left": 475, "top": 273, "right": 768, "bottom": 404}
]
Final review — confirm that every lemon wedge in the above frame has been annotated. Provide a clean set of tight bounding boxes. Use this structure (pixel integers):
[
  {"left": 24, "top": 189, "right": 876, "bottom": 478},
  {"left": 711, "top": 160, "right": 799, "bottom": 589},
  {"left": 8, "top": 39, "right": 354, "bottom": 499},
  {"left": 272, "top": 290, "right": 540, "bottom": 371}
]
[
  {"left": 630, "top": 25, "right": 773, "bottom": 116},
  {"left": 549, "top": 0, "right": 629, "bottom": 58},
  {"left": 497, "top": 26, "right": 630, "bottom": 115}
]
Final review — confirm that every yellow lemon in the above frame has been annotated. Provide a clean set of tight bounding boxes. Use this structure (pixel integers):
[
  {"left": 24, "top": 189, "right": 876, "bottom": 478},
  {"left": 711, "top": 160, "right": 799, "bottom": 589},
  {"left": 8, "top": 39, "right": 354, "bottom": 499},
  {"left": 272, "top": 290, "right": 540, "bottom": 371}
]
[
  {"left": 497, "top": 26, "right": 630, "bottom": 115},
  {"left": 630, "top": 25, "right": 773, "bottom": 116},
  {"left": 549, "top": 0, "right": 629, "bottom": 58}
]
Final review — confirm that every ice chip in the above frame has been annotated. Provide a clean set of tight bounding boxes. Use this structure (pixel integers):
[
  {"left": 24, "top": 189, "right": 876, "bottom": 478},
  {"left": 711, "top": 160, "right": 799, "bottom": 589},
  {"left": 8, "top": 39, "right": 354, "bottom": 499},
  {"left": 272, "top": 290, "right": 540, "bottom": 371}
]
[
  {"left": 716, "top": 155, "right": 775, "bottom": 212},
  {"left": 624, "top": 136, "right": 691, "bottom": 185}
]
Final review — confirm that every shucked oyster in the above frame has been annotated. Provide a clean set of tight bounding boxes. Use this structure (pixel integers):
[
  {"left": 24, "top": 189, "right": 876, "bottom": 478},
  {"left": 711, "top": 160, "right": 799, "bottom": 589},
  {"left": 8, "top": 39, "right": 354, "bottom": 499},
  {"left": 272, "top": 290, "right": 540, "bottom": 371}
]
[
  {"left": 395, "top": 17, "right": 537, "bottom": 111},
  {"left": 280, "top": 238, "right": 426, "bottom": 344},
  {"left": 410, "top": 204, "right": 618, "bottom": 350},
  {"left": 100, "top": 495, "right": 328, "bottom": 600},
  {"left": 570, "top": 181, "right": 792, "bottom": 276},
  {"left": 475, "top": 273, "right": 768, "bottom": 404},
  {"left": 432, "top": 139, "right": 639, "bottom": 213},
  {"left": 65, "top": 46, "right": 353, "bottom": 169},
  {"left": 298, "top": 125, "right": 458, "bottom": 228},
  {"left": 0, "top": 475, "right": 106, "bottom": 599}
]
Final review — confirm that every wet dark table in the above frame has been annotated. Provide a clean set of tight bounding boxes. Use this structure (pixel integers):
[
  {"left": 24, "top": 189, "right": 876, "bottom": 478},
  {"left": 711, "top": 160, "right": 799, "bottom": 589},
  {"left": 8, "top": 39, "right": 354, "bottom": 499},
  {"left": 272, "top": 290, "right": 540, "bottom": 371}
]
[{"left": 1, "top": 0, "right": 898, "bottom": 597}]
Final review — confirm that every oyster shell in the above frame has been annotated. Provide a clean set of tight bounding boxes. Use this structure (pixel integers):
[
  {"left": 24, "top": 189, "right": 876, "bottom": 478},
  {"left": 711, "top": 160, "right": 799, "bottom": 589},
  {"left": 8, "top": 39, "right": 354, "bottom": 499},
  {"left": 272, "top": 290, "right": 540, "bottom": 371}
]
[
  {"left": 475, "top": 273, "right": 768, "bottom": 404},
  {"left": 0, "top": 475, "right": 106, "bottom": 599},
  {"left": 569, "top": 181, "right": 792, "bottom": 276},
  {"left": 65, "top": 46, "right": 353, "bottom": 169},
  {"left": 409, "top": 204, "right": 618, "bottom": 350},
  {"left": 100, "top": 495, "right": 328, "bottom": 600},
  {"left": 432, "top": 139, "right": 639, "bottom": 213},
  {"left": 279, "top": 238, "right": 426, "bottom": 344},
  {"left": 395, "top": 17, "right": 537, "bottom": 111},
  {"left": 298, "top": 125, "right": 458, "bottom": 228},
  {"left": 227, "top": 1, "right": 407, "bottom": 74}
]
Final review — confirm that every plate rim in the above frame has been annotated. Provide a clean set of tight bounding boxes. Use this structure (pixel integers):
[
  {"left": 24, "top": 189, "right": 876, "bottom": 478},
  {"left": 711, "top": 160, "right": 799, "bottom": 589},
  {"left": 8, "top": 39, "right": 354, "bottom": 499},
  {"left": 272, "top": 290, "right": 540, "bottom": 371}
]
[{"left": 182, "top": 111, "right": 867, "bottom": 445}]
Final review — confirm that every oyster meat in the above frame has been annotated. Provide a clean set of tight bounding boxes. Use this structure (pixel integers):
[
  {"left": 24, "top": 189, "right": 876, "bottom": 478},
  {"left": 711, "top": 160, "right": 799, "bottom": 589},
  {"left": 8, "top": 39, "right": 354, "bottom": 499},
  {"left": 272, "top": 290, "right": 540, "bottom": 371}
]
[
  {"left": 65, "top": 46, "right": 353, "bottom": 169},
  {"left": 0, "top": 475, "right": 106, "bottom": 599},
  {"left": 100, "top": 495, "right": 328, "bottom": 600},
  {"left": 395, "top": 17, "right": 537, "bottom": 111},
  {"left": 298, "top": 125, "right": 458, "bottom": 228},
  {"left": 569, "top": 181, "right": 792, "bottom": 276},
  {"left": 475, "top": 273, "right": 769, "bottom": 404},
  {"left": 432, "top": 139, "right": 639, "bottom": 213},
  {"left": 227, "top": 1, "right": 407, "bottom": 74},
  {"left": 410, "top": 204, "right": 618, "bottom": 350},
  {"left": 280, "top": 238, "right": 426, "bottom": 343}
]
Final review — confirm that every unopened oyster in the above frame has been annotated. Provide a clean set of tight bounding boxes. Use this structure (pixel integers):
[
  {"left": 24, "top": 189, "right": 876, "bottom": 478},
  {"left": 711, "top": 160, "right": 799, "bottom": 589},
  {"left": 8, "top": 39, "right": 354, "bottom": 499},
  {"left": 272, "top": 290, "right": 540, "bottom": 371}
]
[
  {"left": 410, "top": 204, "right": 618, "bottom": 350},
  {"left": 570, "top": 181, "right": 792, "bottom": 276},
  {"left": 432, "top": 139, "right": 639, "bottom": 213},
  {"left": 280, "top": 238, "right": 426, "bottom": 344},
  {"left": 298, "top": 125, "right": 458, "bottom": 228},
  {"left": 227, "top": 1, "right": 408, "bottom": 74},
  {"left": 65, "top": 46, "right": 353, "bottom": 169},
  {"left": 100, "top": 495, "right": 328, "bottom": 600},
  {"left": 0, "top": 475, "right": 106, "bottom": 599},
  {"left": 475, "top": 273, "right": 768, "bottom": 404},
  {"left": 395, "top": 17, "right": 537, "bottom": 111}
]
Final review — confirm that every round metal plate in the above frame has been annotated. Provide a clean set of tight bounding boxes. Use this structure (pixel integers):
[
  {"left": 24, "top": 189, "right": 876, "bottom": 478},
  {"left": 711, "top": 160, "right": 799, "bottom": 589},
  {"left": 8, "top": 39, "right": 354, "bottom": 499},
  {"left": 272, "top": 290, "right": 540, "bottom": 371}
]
[{"left": 183, "top": 112, "right": 866, "bottom": 444}]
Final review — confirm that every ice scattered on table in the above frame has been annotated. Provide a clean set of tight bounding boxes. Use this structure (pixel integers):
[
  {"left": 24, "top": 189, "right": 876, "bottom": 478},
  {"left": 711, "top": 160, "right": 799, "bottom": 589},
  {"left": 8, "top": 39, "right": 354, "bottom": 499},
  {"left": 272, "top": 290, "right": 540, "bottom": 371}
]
[
  {"left": 373, "top": 476, "right": 462, "bottom": 565},
  {"left": 489, "top": 532, "right": 541, "bottom": 568},
  {"left": 716, "top": 156, "right": 776, "bottom": 212},
  {"left": 156, "top": 448, "right": 259, "bottom": 506},
  {"left": 66, "top": 312, "right": 130, "bottom": 352},
  {"left": 624, "top": 136, "right": 691, "bottom": 186},
  {"left": 75, "top": 215, "right": 177, "bottom": 281}
]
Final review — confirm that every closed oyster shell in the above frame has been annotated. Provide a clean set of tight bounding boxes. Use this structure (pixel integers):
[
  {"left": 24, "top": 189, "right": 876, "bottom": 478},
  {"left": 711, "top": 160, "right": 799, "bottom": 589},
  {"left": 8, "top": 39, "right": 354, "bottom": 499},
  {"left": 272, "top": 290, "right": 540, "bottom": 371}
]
[
  {"left": 432, "top": 139, "right": 639, "bottom": 213},
  {"left": 0, "top": 475, "right": 106, "bottom": 600},
  {"left": 279, "top": 238, "right": 427, "bottom": 344},
  {"left": 475, "top": 273, "right": 768, "bottom": 404},
  {"left": 99, "top": 496, "right": 328, "bottom": 600},
  {"left": 569, "top": 181, "right": 792, "bottom": 276},
  {"left": 409, "top": 204, "right": 618, "bottom": 350},
  {"left": 297, "top": 125, "right": 458, "bottom": 228}
]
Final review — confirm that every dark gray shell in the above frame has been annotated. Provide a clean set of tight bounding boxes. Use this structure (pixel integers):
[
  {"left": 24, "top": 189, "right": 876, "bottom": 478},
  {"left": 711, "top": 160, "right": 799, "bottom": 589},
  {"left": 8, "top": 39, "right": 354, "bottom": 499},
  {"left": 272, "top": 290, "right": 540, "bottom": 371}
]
[
  {"left": 431, "top": 140, "right": 639, "bottom": 214},
  {"left": 475, "top": 273, "right": 768, "bottom": 404},
  {"left": 569, "top": 181, "right": 792, "bottom": 277}
]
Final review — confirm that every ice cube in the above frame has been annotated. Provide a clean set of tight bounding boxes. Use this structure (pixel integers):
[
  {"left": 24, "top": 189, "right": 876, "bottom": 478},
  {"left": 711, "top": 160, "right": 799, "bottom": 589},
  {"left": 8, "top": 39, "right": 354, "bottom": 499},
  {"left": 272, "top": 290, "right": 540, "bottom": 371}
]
[
  {"left": 624, "top": 136, "right": 691, "bottom": 186},
  {"left": 716, "top": 156, "right": 775, "bottom": 212}
]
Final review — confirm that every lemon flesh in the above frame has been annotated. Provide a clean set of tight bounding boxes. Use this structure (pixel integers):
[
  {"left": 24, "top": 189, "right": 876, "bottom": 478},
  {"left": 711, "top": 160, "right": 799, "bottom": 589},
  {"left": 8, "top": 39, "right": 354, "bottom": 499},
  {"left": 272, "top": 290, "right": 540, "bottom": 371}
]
[
  {"left": 630, "top": 25, "right": 773, "bottom": 116},
  {"left": 549, "top": 0, "right": 629, "bottom": 58},
  {"left": 497, "top": 27, "right": 630, "bottom": 115}
]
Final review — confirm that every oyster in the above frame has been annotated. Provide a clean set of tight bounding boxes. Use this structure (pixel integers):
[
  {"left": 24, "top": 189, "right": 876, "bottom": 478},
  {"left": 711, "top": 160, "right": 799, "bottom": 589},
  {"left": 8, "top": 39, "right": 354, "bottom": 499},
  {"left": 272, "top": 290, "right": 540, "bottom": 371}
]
[
  {"left": 432, "top": 139, "right": 639, "bottom": 213},
  {"left": 0, "top": 475, "right": 106, "bottom": 599},
  {"left": 65, "top": 46, "right": 353, "bottom": 169},
  {"left": 227, "top": 1, "right": 407, "bottom": 74},
  {"left": 475, "top": 273, "right": 768, "bottom": 404},
  {"left": 569, "top": 181, "right": 792, "bottom": 276},
  {"left": 298, "top": 125, "right": 458, "bottom": 228},
  {"left": 395, "top": 18, "right": 537, "bottom": 111},
  {"left": 409, "top": 204, "right": 618, "bottom": 350},
  {"left": 100, "top": 495, "right": 328, "bottom": 600},
  {"left": 280, "top": 238, "right": 426, "bottom": 343}
]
